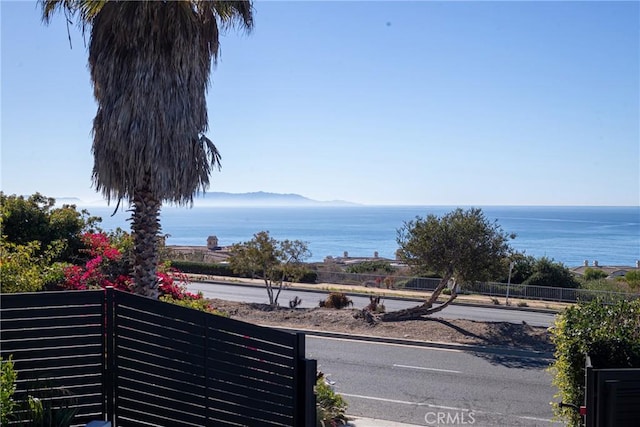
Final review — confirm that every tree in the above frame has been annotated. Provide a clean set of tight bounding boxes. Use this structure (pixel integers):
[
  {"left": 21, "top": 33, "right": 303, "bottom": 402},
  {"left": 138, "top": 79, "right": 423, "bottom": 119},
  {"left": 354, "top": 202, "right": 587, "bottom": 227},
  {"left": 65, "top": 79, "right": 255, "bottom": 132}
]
[
  {"left": 228, "top": 231, "right": 311, "bottom": 307},
  {"left": 522, "top": 256, "right": 579, "bottom": 288},
  {"left": 381, "top": 208, "right": 514, "bottom": 321},
  {"left": 40, "top": 0, "right": 254, "bottom": 298},
  {"left": 0, "top": 192, "right": 99, "bottom": 262}
]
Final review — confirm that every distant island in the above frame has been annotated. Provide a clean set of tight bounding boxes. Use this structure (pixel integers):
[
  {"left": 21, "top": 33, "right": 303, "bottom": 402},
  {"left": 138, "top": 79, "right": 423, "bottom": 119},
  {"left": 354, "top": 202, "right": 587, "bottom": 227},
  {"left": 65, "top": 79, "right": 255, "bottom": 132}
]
[
  {"left": 56, "top": 192, "right": 357, "bottom": 207},
  {"left": 192, "top": 192, "right": 357, "bottom": 207}
]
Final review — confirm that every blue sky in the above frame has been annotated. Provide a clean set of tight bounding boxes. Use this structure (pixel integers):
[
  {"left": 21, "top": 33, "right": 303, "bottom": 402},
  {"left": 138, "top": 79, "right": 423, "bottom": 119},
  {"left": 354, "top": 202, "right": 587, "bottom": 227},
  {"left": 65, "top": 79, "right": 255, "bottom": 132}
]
[{"left": 1, "top": 1, "right": 638, "bottom": 206}]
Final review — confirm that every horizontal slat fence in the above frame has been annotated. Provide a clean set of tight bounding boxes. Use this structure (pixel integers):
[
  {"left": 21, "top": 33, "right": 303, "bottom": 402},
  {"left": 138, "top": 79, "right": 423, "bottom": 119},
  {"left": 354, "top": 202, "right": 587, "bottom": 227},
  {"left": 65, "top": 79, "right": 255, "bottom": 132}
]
[
  {"left": 1, "top": 288, "right": 316, "bottom": 426},
  {"left": 112, "top": 291, "right": 313, "bottom": 426},
  {"left": 0, "top": 290, "right": 106, "bottom": 426}
]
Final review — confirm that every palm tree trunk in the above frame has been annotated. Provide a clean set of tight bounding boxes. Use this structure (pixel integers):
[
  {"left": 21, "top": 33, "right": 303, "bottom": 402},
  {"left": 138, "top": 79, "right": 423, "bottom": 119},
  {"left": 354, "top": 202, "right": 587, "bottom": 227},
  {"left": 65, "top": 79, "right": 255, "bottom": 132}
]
[{"left": 131, "top": 184, "right": 161, "bottom": 299}]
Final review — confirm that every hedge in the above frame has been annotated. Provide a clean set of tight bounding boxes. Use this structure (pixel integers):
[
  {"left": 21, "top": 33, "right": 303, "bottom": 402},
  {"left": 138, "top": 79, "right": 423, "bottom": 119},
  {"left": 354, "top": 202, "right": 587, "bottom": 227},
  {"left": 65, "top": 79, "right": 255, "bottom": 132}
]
[
  {"left": 170, "top": 260, "right": 317, "bottom": 284},
  {"left": 549, "top": 299, "right": 640, "bottom": 426}
]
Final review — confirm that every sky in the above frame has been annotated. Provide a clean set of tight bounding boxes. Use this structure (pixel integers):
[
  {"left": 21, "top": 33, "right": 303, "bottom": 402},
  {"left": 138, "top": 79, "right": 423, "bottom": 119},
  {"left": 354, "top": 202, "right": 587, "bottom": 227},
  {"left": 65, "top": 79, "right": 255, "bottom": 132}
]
[{"left": 1, "top": 1, "right": 639, "bottom": 206}]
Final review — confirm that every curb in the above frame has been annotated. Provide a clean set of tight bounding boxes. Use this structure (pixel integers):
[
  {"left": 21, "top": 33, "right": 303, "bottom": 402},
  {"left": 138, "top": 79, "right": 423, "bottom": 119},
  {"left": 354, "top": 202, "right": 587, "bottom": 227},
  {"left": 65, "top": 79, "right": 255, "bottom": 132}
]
[{"left": 269, "top": 325, "right": 555, "bottom": 359}]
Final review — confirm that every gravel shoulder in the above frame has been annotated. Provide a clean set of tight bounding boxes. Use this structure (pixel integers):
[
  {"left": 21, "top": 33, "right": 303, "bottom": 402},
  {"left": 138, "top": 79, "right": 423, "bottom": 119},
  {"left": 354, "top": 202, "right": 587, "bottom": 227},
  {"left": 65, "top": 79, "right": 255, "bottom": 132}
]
[{"left": 211, "top": 299, "right": 555, "bottom": 354}]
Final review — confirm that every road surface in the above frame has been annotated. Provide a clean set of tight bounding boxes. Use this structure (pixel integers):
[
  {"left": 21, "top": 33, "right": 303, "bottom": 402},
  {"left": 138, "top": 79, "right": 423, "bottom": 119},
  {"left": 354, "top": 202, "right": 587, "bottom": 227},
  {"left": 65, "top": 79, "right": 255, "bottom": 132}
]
[
  {"left": 188, "top": 281, "right": 557, "bottom": 327},
  {"left": 308, "top": 336, "right": 560, "bottom": 426}
]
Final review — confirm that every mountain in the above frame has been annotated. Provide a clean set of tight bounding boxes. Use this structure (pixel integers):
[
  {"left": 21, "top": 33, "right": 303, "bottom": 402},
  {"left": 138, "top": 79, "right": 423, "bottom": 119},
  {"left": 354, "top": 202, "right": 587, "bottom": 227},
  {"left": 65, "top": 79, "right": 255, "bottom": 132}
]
[{"left": 193, "top": 192, "right": 356, "bottom": 206}]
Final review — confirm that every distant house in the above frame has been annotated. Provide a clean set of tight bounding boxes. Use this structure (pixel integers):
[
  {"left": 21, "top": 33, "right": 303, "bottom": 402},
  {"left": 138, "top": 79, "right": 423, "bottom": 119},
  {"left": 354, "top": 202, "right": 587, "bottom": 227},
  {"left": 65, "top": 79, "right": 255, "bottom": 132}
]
[{"left": 207, "top": 235, "right": 219, "bottom": 250}]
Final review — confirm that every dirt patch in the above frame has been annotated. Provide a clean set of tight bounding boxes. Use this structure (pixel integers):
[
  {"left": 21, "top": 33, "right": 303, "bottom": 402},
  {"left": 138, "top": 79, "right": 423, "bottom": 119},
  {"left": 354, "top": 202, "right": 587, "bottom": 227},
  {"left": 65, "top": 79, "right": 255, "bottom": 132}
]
[{"left": 210, "top": 299, "right": 554, "bottom": 353}]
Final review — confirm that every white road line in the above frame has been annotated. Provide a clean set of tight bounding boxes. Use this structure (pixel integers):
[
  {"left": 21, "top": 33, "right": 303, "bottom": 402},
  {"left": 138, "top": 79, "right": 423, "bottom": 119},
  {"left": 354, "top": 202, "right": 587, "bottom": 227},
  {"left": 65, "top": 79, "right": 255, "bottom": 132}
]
[
  {"left": 340, "top": 394, "right": 471, "bottom": 411},
  {"left": 393, "top": 363, "right": 462, "bottom": 374}
]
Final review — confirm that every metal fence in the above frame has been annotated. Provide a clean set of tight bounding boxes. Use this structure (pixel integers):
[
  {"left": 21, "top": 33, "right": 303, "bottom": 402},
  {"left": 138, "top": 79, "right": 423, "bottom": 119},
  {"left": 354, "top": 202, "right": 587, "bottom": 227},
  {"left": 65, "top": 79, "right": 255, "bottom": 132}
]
[
  {"left": 1, "top": 288, "right": 317, "bottom": 427},
  {"left": 316, "top": 271, "right": 638, "bottom": 303}
]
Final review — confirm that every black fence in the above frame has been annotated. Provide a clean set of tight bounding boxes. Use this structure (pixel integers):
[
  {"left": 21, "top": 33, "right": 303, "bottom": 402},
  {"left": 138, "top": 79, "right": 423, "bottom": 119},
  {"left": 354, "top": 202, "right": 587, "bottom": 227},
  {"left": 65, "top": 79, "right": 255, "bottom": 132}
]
[
  {"left": 1, "top": 288, "right": 316, "bottom": 426},
  {"left": 584, "top": 355, "right": 640, "bottom": 427}
]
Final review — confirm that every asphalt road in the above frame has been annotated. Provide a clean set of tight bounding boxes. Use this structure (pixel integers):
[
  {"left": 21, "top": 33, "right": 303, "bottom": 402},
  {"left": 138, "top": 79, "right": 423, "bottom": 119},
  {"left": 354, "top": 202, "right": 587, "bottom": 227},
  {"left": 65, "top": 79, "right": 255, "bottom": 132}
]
[
  {"left": 188, "top": 281, "right": 557, "bottom": 327},
  {"left": 308, "top": 336, "right": 560, "bottom": 426}
]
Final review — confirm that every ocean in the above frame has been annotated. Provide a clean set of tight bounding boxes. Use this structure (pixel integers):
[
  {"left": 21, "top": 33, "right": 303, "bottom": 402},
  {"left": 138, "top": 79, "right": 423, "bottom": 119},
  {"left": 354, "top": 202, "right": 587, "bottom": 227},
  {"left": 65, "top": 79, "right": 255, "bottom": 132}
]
[{"left": 87, "top": 205, "right": 639, "bottom": 267}]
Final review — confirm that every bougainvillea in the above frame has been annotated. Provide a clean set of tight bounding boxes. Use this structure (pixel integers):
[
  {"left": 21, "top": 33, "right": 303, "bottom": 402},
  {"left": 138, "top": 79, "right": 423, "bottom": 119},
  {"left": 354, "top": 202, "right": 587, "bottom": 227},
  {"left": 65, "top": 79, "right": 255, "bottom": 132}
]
[{"left": 61, "top": 232, "right": 201, "bottom": 301}]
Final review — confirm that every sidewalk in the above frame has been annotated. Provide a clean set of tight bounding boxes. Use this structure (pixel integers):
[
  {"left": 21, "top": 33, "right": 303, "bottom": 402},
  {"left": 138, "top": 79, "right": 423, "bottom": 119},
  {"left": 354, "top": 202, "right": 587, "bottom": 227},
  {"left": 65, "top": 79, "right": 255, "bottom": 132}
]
[{"left": 347, "top": 416, "right": 424, "bottom": 426}]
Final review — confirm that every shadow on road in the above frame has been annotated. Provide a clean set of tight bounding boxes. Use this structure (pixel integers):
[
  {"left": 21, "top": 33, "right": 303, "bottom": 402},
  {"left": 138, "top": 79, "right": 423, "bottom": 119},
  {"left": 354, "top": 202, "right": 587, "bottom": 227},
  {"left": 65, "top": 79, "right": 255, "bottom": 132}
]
[
  {"left": 471, "top": 351, "right": 554, "bottom": 369},
  {"left": 426, "top": 318, "right": 555, "bottom": 369}
]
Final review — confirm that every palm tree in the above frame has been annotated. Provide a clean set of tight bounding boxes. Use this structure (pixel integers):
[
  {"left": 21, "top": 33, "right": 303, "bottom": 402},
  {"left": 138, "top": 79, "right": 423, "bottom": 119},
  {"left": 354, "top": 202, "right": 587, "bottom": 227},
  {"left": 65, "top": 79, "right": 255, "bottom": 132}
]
[{"left": 41, "top": 1, "right": 253, "bottom": 298}]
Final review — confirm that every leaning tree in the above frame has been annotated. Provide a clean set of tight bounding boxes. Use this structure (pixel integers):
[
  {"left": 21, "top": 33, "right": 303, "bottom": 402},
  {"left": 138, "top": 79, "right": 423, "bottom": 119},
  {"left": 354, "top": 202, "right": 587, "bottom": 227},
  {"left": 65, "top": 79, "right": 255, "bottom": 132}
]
[
  {"left": 41, "top": 0, "right": 253, "bottom": 297},
  {"left": 381, "top": 208, "right": 514, "bottom": 321}
]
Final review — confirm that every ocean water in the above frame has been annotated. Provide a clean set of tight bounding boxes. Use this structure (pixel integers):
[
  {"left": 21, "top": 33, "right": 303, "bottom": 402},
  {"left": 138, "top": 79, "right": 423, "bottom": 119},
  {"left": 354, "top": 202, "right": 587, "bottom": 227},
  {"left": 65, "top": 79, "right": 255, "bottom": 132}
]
[{"left": 88, "top": 205, "right": 639, "bottom": 267}]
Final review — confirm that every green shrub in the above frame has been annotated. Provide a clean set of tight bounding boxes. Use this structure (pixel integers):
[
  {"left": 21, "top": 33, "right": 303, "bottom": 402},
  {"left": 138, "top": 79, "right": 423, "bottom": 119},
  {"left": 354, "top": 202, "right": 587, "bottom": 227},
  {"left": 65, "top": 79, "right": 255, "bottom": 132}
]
[
  {"left": 320, "top": 292, "right": 353, "bottom": 309},
  {"left": 0, "top": 241, "right": 63, "bottom": 293},
  {"left": 169, "top": 260, "right": 238, "bottom": 277},
  {"left": 316, "top": 374, "right": 348, "bottom": 426},
  {"left": 346, "top": 261, "right": 395, "bottom": 274},
  {"left": 549, "top": 299, "right": 640, "bottom": 427},
  {"left": 582, "top": 267, "right": 608, "bottom": 281},
  {"left": 625, "top": 270, "right": 640, "bottom": 289},
  {"left": 1, "top": 356, "right": 17, "bottom": 425}
]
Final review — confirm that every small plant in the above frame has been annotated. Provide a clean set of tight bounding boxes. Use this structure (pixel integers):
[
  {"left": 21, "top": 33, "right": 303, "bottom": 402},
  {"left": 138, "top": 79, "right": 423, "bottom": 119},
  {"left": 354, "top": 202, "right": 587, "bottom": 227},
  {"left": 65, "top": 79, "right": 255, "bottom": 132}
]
[
  {"left": 442, "top": 288, "right": 452, "bottom": 295},
  {"left": 1, "top": 356, "right": 17, "bottom": 425},
  {"left": 316, "top": 372, "right": 348, "bottom": 426},
  {"left": 15, "top": 382, "right": 78, "bottom": 427},
  {"left": 517, "top": 301, "right": 529, "bottom": 307},
  {"left": 320, "top": 292, "right": 353, "bottom": 309},
  {"left": 365, "top": 295, "right": 386, "bottom": 313},
  {"left": 490, "top": 297, "right": 500, "bottom": 305},
  {"left": 289, "top": 296, "right": 303, "bottom": 309}
]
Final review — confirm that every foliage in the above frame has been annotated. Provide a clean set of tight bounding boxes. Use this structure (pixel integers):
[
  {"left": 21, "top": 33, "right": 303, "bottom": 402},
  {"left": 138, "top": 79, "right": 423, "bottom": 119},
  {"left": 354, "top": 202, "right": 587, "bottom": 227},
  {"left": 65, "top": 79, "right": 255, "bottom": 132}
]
[
  {"left": 383, "top": 208, "right": 513, "bottom": 319},
  {"left": 316, "top": 373, "right": 348, "bottom": 427},
  {"left": 41, "top": 0, "right": 254, "bottom": 295},
  {"left": 17, "top": 384, "right": 78, "bottom": 427},
  {"left": 61, "top": 233, "right": 132, "bottom": 292},
  {"left": 522, "top": 257, "right": 579, "bottom": 288},
  {"left": 1, "top": 356, "right": 17, "bottom": 425},
  {"left": 228, "top": 231, "right": 311, "bottom": 306},
  {"left": 0, "top": 192, "right": 100, "bottom": 262},
  {"left": 625, "top": 270, "right": 640, "bottom": 289},
  {"left": 582, "top": 267, "right": 608, "bottom": 281},
  {"left": 0, "top": 240, "right": 66, "bottom": 293},
  {"left": 549, "top": 299, "right": 640, "bottom": 427},
  {"left": 346, "top": 261, "right": 395, "bottom": 274},
  {"left": 320, "top": 292, "right": 353, "bottom": 309},
  {"left": 168, "top": 260, "right": 239, "bottom": 277}
]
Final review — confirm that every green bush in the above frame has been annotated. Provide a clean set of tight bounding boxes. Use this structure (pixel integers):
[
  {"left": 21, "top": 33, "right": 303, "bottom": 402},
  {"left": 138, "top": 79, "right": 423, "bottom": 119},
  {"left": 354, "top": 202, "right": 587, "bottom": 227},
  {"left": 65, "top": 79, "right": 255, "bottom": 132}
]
[
  {"left": 1, "top": 356, "right": 17, "bottom": 425},
  {"left": 625, "top": 270, "right": 640, "bottom": 289},
  {"left": 160, "top": 295, "right": 229, "bottom": 316},
  {"left": 549, "top": 299, "right": 640, "bottom": 427},
  {"left": 345, "top": 261, "right": 395, "bottom": 274},
  {"left": 582, "top": 267, "right": 608, "bottom": 281},
  {"left": 169, "top": 260, "right": 238, "bottom": 277},
  {"left": 522, "top": 257, "right": 579, "bottom": 288},
  {"left": 316, "top": 374, "right": 348, "bottom": 426}
]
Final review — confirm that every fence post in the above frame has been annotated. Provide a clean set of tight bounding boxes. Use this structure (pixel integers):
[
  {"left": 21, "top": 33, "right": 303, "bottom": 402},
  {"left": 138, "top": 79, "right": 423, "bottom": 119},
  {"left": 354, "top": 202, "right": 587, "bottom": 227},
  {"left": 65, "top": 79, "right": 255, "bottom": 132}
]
[
  {"left": 294, "top": 332, "right": 316, "bottom": 426},
  {"left": 304, "top": 358, "right": 317, "bottom": 427},
  {"left": 104, "top": 287, "right": 115, "bottom": 423}
]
